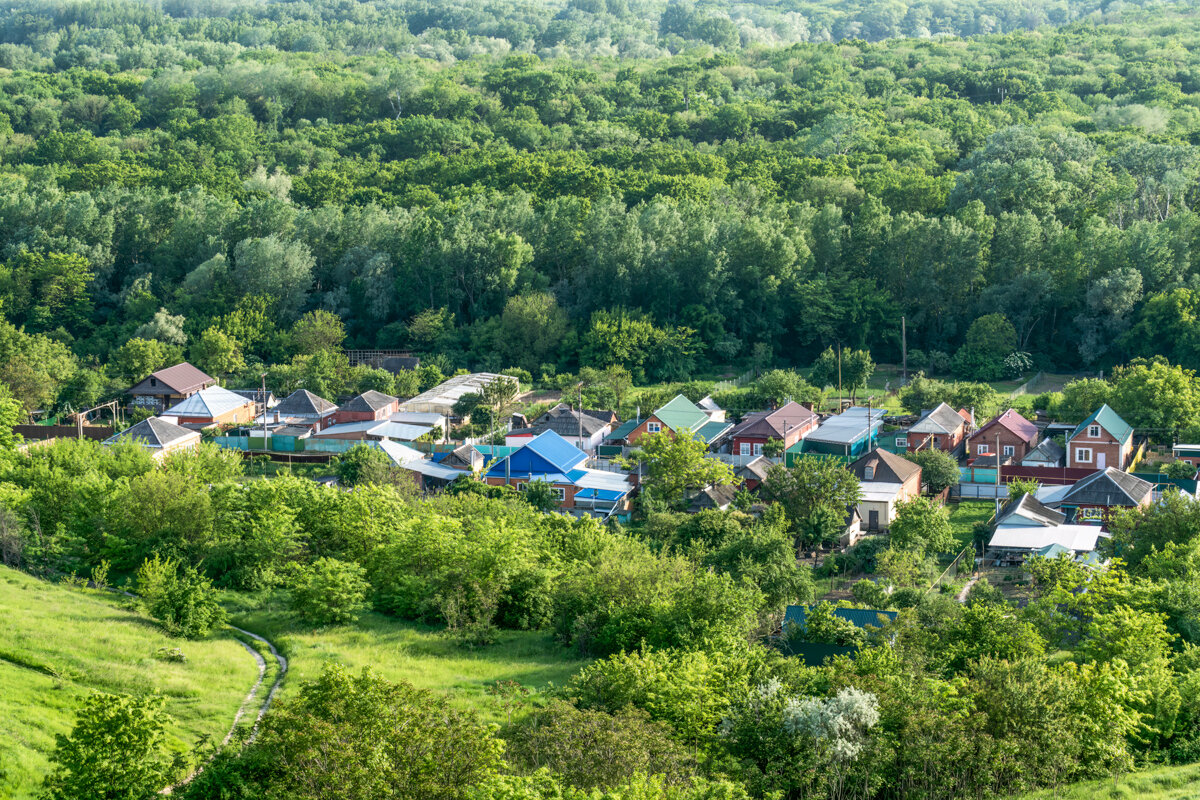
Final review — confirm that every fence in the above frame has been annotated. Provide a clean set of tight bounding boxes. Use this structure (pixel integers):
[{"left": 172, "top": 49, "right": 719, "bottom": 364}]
[
  {"left": 713, "top": 369, "right": 756, "bottom": 393},
  {"left": 15, "top": 424, "right": 112, "bottom": 441},
  {"left": 952, "top": 483, "right": 1008, "bottom": 500},
  {"left": 928, "top": 546, "right": 975, "bottom": 593},
  {"left": 1009, "top": 371, "right": 1044, "bottom": 397}
]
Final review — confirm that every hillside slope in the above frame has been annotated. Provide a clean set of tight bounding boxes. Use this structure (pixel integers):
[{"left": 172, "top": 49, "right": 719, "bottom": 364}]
[{"left": 0, "top": 567, "right": 257, "bottom": 799}]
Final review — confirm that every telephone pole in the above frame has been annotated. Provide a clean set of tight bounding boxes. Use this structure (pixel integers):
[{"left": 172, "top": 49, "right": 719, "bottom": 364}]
[{"left": 901, "top": 316, "right": 907, "bottom": 381}]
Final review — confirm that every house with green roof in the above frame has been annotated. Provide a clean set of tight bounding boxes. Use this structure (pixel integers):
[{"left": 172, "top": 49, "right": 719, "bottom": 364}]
[
  {"left": 610, "top": 394, "right": 732, "bottom": 447},
  {"left": 1066, "top": 404, "right": 1134, "bottom": 470}
]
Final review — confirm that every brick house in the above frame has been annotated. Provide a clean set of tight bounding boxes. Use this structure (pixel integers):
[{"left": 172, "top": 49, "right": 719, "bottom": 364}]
[
  {"left": 967, "top": 408, "right": 1040, "bottom": 463},
  {"left": 163, "top": 386, "right": 257, "bottom": 426},
  {"left": 1066, "top": 404, "right": 1134, "bottom": 470},
  {"left": 902, "top": 403, "right": 971, "bottom": 454},
  {"left": 726, "top": 401, "right": 818, "bottom": 458},
  {"left": 332, "top": 390, "right": 400, "bottom": 425},
  {"left": 613, "top": 395, "right": 732, "bottom": 447}
]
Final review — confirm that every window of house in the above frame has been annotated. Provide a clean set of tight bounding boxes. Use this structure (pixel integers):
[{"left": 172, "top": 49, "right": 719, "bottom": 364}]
[
  {"left": 1076, "top": 447, "right": 1092, "bottom": 463},
  {"left": 551, "top": 487, "right": 566, "bottom": 502},
  {"left": 1003, "top": 445, "right": 1015, "bottom": 457},
  {"left": 753, "top": 443, "right": 763, "bottom": 456},
  {"left": 932, "top": 436, "right": 940, "bottom": 448},
  {"left": 516, "top": 483, "right": 527, "bottom": 492},
  {"left": 740, "top": 442, "right": 751, "bottom": 456},
  {"left": 149, "top": 378, "right": 157, "bottom": 387},
  {"left": 1088, "top": 425, "right": 1100, "bottom": 438},
  {"left": 977, "top": 444, "right": 990, "bottom": 454},
  {"left": 864, "top": 465, "right": 875, "bottom": 480},
  {"left": 896, "top": 437, "right": 908, "bottom": 448},
  {"left": 647, "top": 422, "right": 661, "bottom": 433}
]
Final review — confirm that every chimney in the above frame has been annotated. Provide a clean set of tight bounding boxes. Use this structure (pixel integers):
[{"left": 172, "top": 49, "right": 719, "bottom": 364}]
[
  {"left": 273, "top": 411, "right": 280, "bottom": 423},
  {"left": 801, "top": 402, "right": 814, "bottom": 411}
]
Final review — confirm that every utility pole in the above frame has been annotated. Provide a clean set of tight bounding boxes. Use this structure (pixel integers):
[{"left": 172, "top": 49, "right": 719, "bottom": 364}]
[
  {"left": 995, "top": 432, "right": 1002, "bottom": 514},
  {"left": 901, "top": 316, "right": 907, "bottom": 381},
  {"left": 260, "top": 372, "right": 268, "bottom": 454},
  {"left": 577, "top": 381, "right": 584, "bottom": 457},
  {"left": 837, "top": 344, "right": 843, "bottom": 410}
]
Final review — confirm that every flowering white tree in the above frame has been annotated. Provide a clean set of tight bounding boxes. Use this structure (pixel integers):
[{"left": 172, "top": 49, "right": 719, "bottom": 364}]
[{"left": 783, "top": 687, "right": 880, "bottom": 800}]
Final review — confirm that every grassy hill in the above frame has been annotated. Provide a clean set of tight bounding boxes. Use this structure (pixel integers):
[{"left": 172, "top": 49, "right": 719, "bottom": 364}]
[
  {"left": 0, "top": 567, "right": 258, "bottom": 800},
  {"left": 227, "top": 593, "right": 588, "bottom": 725},
  {"left": 1018, "top": 763, "right": 1200, "bottom": 800}
]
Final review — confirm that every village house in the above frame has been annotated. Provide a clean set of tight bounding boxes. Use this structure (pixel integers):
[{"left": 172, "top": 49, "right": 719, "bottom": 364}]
[
  {"left": 735, "top": 455, "right": 773, "bottom": 491},
  {"left": 127, "top": 362, "right": 215, "bottom": 413},
  {"left": 986, "top": 492, "right": 1108, "bottom": 566},
  {"left": 256, "top": 389, "right": 339, "bottom": 432},
  {"left": 506, "top": 403, "right": 614, "bottom": 452},
  {"left": 1066, "top": 404, "right": 1134, "bottom": 470},
  {"left": 163, "top": 386, "right": 257, "bottom": 427},
  {"left": 901, "top": 402, "right": 971, "bottom": 454},
  {"left": 105, "top": 417, "right": 202, "bottom": 461},
  {"left": 1022, "top": 438, "right": 1066, "bottom": 468},
  {"left": 786, "top": 406, "right": 885, "bottom": 462},
  {"left": 967, "top": 408, "right": 1040, "bottom": 463},
  {"left": 608, "top": 395, "right": 732, "bottom": 447},
  {"left": 725, "top": 401, "right": 818, "bottom": 458},
  {"left": 484, "top": 430, "right": 634, "bottom": 520},
  {"left": 1038, "top": 467, "right": 1153, "bottom": 526},
  {"left": 331, "top": 390, "right": 400, "bottom": 425},
  {"left": 847, "top": 448, "right": 922, "bottom": 532}
]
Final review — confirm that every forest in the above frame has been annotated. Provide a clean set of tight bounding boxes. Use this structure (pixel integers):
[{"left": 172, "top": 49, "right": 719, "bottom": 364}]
[{"left": 1, "top": 0, "right": 1200, "bottom": 414}]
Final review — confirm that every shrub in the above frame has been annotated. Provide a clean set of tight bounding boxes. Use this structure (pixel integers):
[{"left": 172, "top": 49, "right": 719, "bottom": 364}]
[
  {"left": 851, "top": 579, "right": 888, "bottom": 608},
  {"left": 290, "top": 557, "right": 369, "bottom": 626},
  {"left": 136, "top": 555, "right": 227, "bottom": 639}
]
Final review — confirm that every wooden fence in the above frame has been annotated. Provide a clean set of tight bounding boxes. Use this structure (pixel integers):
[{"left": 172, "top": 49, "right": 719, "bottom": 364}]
[{"left": 15, "top": 424, "right": 112, "bottom": 442}]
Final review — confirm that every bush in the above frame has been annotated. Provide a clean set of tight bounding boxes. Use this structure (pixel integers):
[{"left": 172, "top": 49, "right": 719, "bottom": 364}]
[
  {"left": 136, "top": 555, "right": 227, "bottom": 639},
  {"left": 290, "top": 557, "right": 370, "bottom": 626},
  {"left": 851, "top": 579, "right": 888, "bottom": 608}
]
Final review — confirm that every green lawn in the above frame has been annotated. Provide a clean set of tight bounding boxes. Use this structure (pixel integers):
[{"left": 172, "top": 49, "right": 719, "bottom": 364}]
[
  {"left": 0, "top": 566, "right": 258, "bottom": 799},
  {"left": 225, "top": 593, "right": 590, "bottom": 725},
  {"left": 1017, "top": 762, "right": 1200, "bottom": 800},
  {"left": 947, "top": 501, "right": 996, "bottom": 549}
]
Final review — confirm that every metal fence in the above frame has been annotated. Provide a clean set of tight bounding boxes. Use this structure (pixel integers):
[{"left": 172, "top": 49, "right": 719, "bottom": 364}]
[
  {"left": 1009, "top": 371, "right": 1044, "bottom": 397},
  {"left": 929, "top": 546, "right": 975, "bottom": 593},
  {"left": 952, "top": 483, "right": 1008, "bottom": 500},
  {"left": 713, "top": 369, "right": 756, "bottom": 393}
]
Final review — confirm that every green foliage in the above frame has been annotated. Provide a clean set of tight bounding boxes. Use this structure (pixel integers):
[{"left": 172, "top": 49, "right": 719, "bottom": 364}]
[
  {"left": 335, "top": 444, "right": 408, "bottom": 489},
  {"left": 759, "top": 458, "right": 860, "bottom": 549},
  {"left": 136, "top": 556, "right": 227, "bottom": 639},
  {"left": 40, "top": 692, "right": 174, "bottom": 800},
  {"left": 903, "top": 449, "right": 961, "bottom": 494},
  {"left": 626, "top": 431, "right": 736, "bottom": 509},
  {"left": 889, "top": 497, "right": 957, "bottom": 555},
  {"left": 1008, "top": 478, "right": 1040, "bottom": 501},
  {"left": 289, "top": 557, "right": 370, "bottom": 626}
]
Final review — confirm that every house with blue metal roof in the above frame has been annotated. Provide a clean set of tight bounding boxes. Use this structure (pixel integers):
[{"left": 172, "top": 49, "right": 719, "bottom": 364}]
[
  {"left": 484, "top": 430, "right": 634, "bottom": 519},
  {"left": 1066, "top": 404, "right": 1134, "bottom": 470}
]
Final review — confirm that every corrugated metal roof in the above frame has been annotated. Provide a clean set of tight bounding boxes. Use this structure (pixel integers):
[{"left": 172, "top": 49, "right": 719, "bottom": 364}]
[
  {"left": 376, "top": 440, "right": 424, "bottom": 466},
  {"left": 607, "top": 419, "right": 639, "bottom": 441},
  {"left": 784, "top": 605, "right": 898, "bottom": 632},
  {"left": 695, "top": 420, "right": 733, "bottom": 443},
  {"left": 144, "top": 362, "right": 213, "bottom": 394},
  {"left": 988, "top": 524, "right": 1106, "bottom": 552},
  {"left": 806, "top": 407, "right": 885, "bottom": 446},
  {"left": 274, "top": 389, "right": 338, "bottom": 416},
  {"left": 653, "top": 395, "right": 709, "bottom": 433},
  {"left": 106, "top": 417, "right": 199, "bottom": 448},
  {"left": 1070, "top": 404, "right": 1133, "bottom": 444},
  {"left": 339, "top": 390, "right": 398, "bottom": 413},
  {"left": 164, "top": 386, "right": 253, "bottom": 419},
  {"left": 909, "top": 402, "right": 967, "bottom": 435}
]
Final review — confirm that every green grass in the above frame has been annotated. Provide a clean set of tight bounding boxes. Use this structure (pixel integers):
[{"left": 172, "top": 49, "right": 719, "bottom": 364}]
[
  {"left": 947, "top": 501, "right": 996, "bottom": 549},
  {"left": 0, "top": 566, "right": 258, "bottom": 799},
  {"left": 225, "top": 593, "right": 590, "bottom": 725},
  {"left": 1017, "top": 762, "right": 1200, "bottom": 799}
]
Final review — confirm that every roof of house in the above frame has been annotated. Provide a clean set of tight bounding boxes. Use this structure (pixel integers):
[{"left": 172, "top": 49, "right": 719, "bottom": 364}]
[
  {"left": 607, "top": 418, "right": 640, "bottom": 441},
  {"left": 487, "top": 430, "right": 588, "bottom": 481},
  {"left": 909, "top": 402, "right": 968, "bottom": 435},
  {"left": 513, "top": 405, "right": 610, "bottom": 438},
  {"left": 376, "top": 440, "right": 425, "bottom": 467},
  {"left": 858, "top": 482, "right": 907, "bottom": 503},
  {"left": 1023, "top": 438, "right": 1065, "bottom": 465},
  {"left": 1054, "top": 467, "right": 1153, "bottom": 508},
  {"left": 399, "top": 372, "right": 510, "bottom": 414},
  {"left": 339, "top": 390, "right": 398, "bottom": 413},
  {"left": 695, "top": 419, "right": 733, "bottom": 444},
  {"left": 784, "top": 605, "right": 898, "bottom": 633},
  {"left": 688, "top": 484, "right": 738, "bottom": 512},
  {"left": 972, "top": 408, "right": 1039, "bottom": 443},
  {"left": 806, "top": 407, "right": 885, "bottom": 446},
  {"left": 988, "top": 524, "right": 1107, "bottom": 552},
  {"left": 132, "top": 362, "right": 214, "bottom": 395},
  {"left": 1070, "top": 404, "right": 1133, "bottom": 444},
  {"left": 995, "top": 493, "right": 1066, "bottom": 528},
  {"left": 312, "top": 420, "right": 431, "bottom": 440},
  {"left": 274, "top": 425, "right": 313, "bottom": 438},
  {"left": 736, "top": 456, "right": 774, "bottom": 483},
  {"left": 850, "top": 448, "right": 921, "bottom": 484},
  {"left": 653, "top": 394, "right": 710, "bottom": 434},
  {"left": 728, "top": 401, "right": 818, "bottom": 440},
  {"left": 230, "top": 388, "right": 277, "bottom": 407},
  {"left": 163, "top": 386, "right": 253, "bottom": 419},
  {"left": 106, "top": 417, "right": 199, "bottom": 448},
  {"left": 583, "top": 408, "right": 620, "bottom": 425},
  {"left": 401, "top": 458, "right": 467, "bottom": 482},
  {"left": 274, "top": 389, "right": 338, "bottom": 416}
]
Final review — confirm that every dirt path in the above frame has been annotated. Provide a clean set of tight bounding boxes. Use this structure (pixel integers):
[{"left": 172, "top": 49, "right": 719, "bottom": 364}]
[{"left": 957, "top": 574, "right": 980, "bottom": 603}]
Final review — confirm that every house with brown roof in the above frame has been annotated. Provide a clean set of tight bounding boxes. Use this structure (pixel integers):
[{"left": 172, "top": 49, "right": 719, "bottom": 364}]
[
  {"left": 726, "top": 401, "right": 818, "bottom": 458},
  {"left": 332, "top": 391, "right": 400, "bottom": 425},
  {"left": 848, "top": 448, "right": 922, "bottom": 532},
  {"left": 127, "top": 363, "right": 215, "bottom": 413},
  {"left": 967, "top": 408, "right": 1039, "bottom": 463},
  {"left": 901, "top": 402, "right": 971, "bottom": 454}
]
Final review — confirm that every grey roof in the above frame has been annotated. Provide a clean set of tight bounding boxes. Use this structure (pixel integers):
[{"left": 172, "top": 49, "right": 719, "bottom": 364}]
[
  {"left": 1023, "top": 438, "right": 1065, "bottom": 465},
  {"left": 995, "top": 493, "right": 1066, "bottom": 528},
  {"left": 908, "top": 402, "right": 967, "bottom": 435},
  {"left": 688, "top": 484, "right": 738, "bottom": 512},
  {"left": 1055, "top": 468, "right": 1153, "bottom": 508},
  {"left": 107, "top": 417, "right": 198, "bottom": 448},
  {"left": 274, "top": 425, "right": 313, "bottom": 438},
  {"left": 850, "top": 448, "right": 921, "bottom": 484},
  {"left": 519, "top": 404, "right": 610, "bottom": 437},
  {"left": 274, "top": 389, "right": 337, "bottom": 416},
  {"left": 380, "top": 356, "right": 421, "bottom": 373},
  {"left": 736, "top": 456, "right": 773, "bottom": 482},
  {"left": 339, "top": 390, "right": 398, "bottom": 413},
  {"left": 231, "top": 388, "right": 277, "bottom": 406}
]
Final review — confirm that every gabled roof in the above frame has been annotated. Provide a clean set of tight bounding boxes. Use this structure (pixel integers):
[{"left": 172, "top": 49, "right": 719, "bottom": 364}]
[
  {"left": 274, "top": 389, "right": 338, "bottom": 416},
  {"left": 339, "top": 390, "right": 398, "bottom": 413},
  {"left": 1069, "top": 404, "right": 1133, "bottom": 444},
  {"left": 230, "top": 388, "right": 276, "bottom": 407},
  {"left": 695, "top": 420, "right": 733, "bottom": 444},
  {"left": 688, "top": 484, "right": 738, "bottom": 512},
  {"left": 806, "top": 407, "right": 885, "bottom": 446},
  {"left": 521, "top": 405, "right": 610, "bottom": 437},
  {"left": 1055, "top": 467, "right": 1152, "bottom": 508},
  {"left": 988, "top": 524, "right": 1106, "bottom": 552},
  {"left": 106, "top": 417, "right": 198, "bottom": 448},
  {"left": 784, "top": 605, "right": 898, "bottom": 632},
  {"left": 995, "top": 493, "right": 1066, "bottom": 528},
  {"left": 488, "top": 430, "right": 588, "bottom": 479},
  {"left": 652, "top": 395, "right": 709, "bottom": 434},
  {"left": 1023, "top": 438, "right": 1065, "bottom": 465},
  {"left": 607, "top": 419, "right": 640, "bottom": 441},
  {"left": 133, "top": 362, "right": 214, "bottom": 394},
  {"left": 736, "top": 456, "right": 773, "bottom": 483},
  {"left": 164, "top": 386, "right": 253, "bottom": 419},
  {"left": 908, "top": 402, "right": 968, "bottom": 435},
  {"left": 849, "top": 448, "right": 921, "bottom": 485},
  {"left": 729, "top": 401, "right": 818, "bottom": 440},
  {"left": 972, "top": 408, "right": 1039, "bottom": 443}
]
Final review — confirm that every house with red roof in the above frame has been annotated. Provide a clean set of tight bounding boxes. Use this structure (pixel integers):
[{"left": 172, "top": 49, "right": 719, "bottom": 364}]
[
  {"left": 966, "top": 408, "right": 1040, "bottom": 464},
  {"left": 127, "top": 362, "right": 215, "bottom": 413}
]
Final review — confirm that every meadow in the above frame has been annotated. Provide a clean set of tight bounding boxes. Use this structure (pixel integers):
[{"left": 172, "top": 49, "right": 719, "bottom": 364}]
[{"left": 0, "top": 567, "right": 257, "bottom": 799}]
